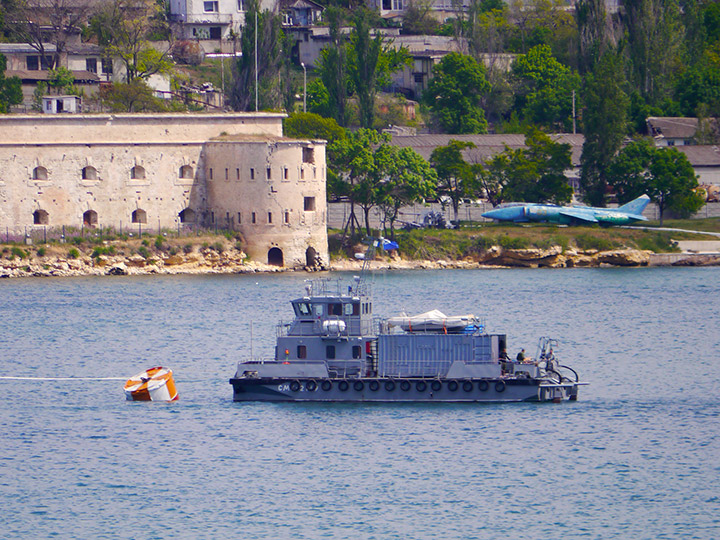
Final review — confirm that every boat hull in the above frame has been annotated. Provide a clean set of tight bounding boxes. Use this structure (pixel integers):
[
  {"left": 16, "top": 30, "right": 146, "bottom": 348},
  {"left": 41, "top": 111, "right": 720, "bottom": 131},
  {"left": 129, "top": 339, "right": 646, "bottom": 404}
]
[{"left": 229, "top": 377, "right": 579, "bottom": 403}]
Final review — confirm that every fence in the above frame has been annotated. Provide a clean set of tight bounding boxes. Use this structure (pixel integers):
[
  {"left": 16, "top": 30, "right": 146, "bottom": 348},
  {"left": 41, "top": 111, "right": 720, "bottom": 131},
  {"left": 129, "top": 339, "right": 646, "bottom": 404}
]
[
  {"left": 2, "top": 222, "right": 238, "bottom": 245},
  {"left": 327, "top": 200, "right": 720, "bottom": 230}
]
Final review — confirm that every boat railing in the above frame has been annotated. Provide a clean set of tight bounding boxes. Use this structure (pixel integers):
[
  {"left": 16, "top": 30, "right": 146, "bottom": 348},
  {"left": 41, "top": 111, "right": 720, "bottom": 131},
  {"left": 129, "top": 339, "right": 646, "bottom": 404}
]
[{"left": 303, "top": 278, "right": 370, "bottom": 298}]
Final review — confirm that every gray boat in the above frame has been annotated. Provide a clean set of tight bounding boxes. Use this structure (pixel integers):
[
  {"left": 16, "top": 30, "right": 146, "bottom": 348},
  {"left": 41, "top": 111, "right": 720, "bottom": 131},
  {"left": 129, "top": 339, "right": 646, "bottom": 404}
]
[{"left": 230, "top": 248, "right": 585, "bottom": 403}]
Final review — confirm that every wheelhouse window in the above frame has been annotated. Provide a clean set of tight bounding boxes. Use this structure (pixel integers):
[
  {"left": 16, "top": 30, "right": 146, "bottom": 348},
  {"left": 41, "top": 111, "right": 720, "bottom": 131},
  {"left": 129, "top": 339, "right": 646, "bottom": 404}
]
[
  {"left": 297, "top": 345, "right": 307, "bottom": 359},
  {"left": 329, "top": 303, "right": 342, "bottom": 316},
  {"left": 313, "top": 304, "right": 324, "bottom": 317},
  {"left": 326, "top": 345, "right": 335, "bottom": 359},
  {"left": 352, "top": 346, "right": 361, "bottom": 359},
  {"left": 297, "top": 302, "right": 311, "bottom": 316}
]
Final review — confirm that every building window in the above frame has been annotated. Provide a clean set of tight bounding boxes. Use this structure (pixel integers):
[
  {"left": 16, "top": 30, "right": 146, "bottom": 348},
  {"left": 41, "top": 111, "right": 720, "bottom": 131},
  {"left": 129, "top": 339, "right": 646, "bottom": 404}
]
[
  {"left": 26, "top": 55, "right": 52, "bottom": 71},
  {"left": 284, "top": 211, "right": 289, "bottom": 224},
  {"left": 209, "top": 168, "right": 213, "bottom": 180},
  {"left": 302, "top": 147, "right": 314, "bottom": 163},
  {"left": 225, "top": 168, "right": 229, "bottom": 180},
  {"left": 266, "top": 167, "right": 271, "bottom": 179},
  {"left": 101, "top": 59, "right": 113, "bottom": 75},
  {"left": 300, "top": 168, "right": 305, "bottom": 180},
  {"left": 83, "top": 210, "right": 98, "bottom": 227},
  {"left": 237, "top": 0, "right": 245, "bottom": 10},
  {"left": 297, "top": 345, "right": 306, "bottom": 359},
  {"left": 268, "top": 212, "right": 272, "bottom": 224},
  {"left": 250, "top": 168, "right": 255, "bottom": 179},
  {"left": 237, "top": 212, "right": 242, "bottom": 224},
  {"left": 179, "top": 165, "right": 193, "bottom": 179},
  {"left": 32, "top": 166, "right": 48, "bottom": 181},
  {"left": 304, "top": 196, "right": 315, "bottom": 211},
  {"left": 132, "top": 209, "right": 147, "bottom": 224},
  {"left": 326, "top": 345, "right": 336, "bottom": 359},
  {"left": 283, "top": 167, "right": 289, "bottom": 180},
  {"left": 179, "top": 208, "right": 196, "bottom": 223},
  {"left": 86, "top": 58, "right": 98, "bottom": 73},
  {"left": 82, "top": 166, "right": 98, "bottom": 180},
  {"left": 33, "top": 209, "right": 49, "bottom": 225},
  {"left": 414, "top": 73, "right": 424, "bottom": 84},
  {"left": 236, "top": 168, "right": 240, "bottom": 180},
  {"left": 204, "top": 1, "right": 218, "bottom": 11},
  {"left": 251, "top": 212, "right": 256, "bottom": 224},
  {"left": 130, "top": 165, "right": 145, "bottom": 180}
]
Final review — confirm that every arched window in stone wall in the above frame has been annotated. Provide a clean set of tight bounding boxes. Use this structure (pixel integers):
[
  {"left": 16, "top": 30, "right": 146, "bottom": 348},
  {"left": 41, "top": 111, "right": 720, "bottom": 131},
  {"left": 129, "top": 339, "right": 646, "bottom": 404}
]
[
  {"left": 82, "top": 166, "right": 98, "bottom": 180},
  {"left": 179, "top": 165, "right": 193, "bottom": 179},
  {"left": 132, "top": 209, "right": 147, "bottom": 224},
  {"left": 33, "top": 209, "right": 49, "bottom": 225},
  {"left": 179, "top": 208, "right": 196, "bottom": 223},
  {"left": 268, "top": 247, "right": 284, "bottom": 267},
  {"left": 131, "top": 165, "right": 146, "bottom": 180},
  {"left": 32, "top": 166, "right": 48, "bottom": 181},
  {"left": 83, "top": 210, "right": 98, "bottom": 227}
]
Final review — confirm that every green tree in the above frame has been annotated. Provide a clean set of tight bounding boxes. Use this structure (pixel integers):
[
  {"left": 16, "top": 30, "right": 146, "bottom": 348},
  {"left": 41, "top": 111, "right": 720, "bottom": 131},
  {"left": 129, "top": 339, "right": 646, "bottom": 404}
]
[
  {"left": 4, "top": 0, "right": 93, "bottom": 71},
  {"left": 423, "top": 52, "right": 491, "bottom": 134},
  {"left": 306, "top": 79, "right": 333, "bottom": 118},
  {"left": 328, "top": 128, "right": 388, "bottom": 236},
  {"left": 607, "top": 139, "right": 704, "bottom": 225},
  {"left": 375, "top": 145, "right": 437, "bottom": 239},
  {"left": 402, "top": 0, "right": 440, "bottom": 35},
  {"left": 316, "top": 7, "right": 349, "bottom": 126},
  {"left": 483, "top": 129, "right": 573, "bottom": 205},
  {"left": 510, "top": 44, "right": 581, "bottom": 132},
  {"left": 283, "top": 112, "right": 346, "bottom": 145},
  {"left": 90, "top": 0, "right": 174, "bottom": 83},
  {"left": 229, "top": 0, "right": 283, "bottom": 111},
  {"left": 347, "top": 9, "right": 410, "bottom": 129},
  {"left": 429, "top": 139, "right": 476, "bottom": 223},
  {"left": 0, "top": 54, "right": 23, "bottom": 113},
  {"left": 575, "top": 0, "right": 618, "bottom": 74},
  {"left": 623, "top": 0, "right": 684, "bottom": 106},
  {"left": 99, "top": 79, "right": 169, "bottom": 112},
  {"left": 579, "top": 50, "right": 629, "bottom": 206},
  {"left": 48, "top": 66, "right": 76, "bottom": 95}
]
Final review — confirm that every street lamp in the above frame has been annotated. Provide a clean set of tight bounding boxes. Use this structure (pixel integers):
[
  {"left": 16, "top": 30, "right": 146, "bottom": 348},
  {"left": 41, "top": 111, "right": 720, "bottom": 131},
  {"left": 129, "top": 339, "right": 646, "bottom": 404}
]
[{"left": 301, "top": 62, "right": 307, "bottom": 113}]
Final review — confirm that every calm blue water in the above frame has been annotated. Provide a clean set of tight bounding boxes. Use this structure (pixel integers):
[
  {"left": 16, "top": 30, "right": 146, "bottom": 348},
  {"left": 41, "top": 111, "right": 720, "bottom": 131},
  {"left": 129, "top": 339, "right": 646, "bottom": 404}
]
[{"left": 1, "top": 268, "right": 719, "bottom": 539}]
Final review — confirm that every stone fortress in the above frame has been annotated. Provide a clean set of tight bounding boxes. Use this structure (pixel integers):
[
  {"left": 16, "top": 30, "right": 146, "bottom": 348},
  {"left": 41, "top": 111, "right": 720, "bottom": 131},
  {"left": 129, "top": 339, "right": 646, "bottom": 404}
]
[{"left": 0, "top": 113, "right": 328, "bottom": 268}]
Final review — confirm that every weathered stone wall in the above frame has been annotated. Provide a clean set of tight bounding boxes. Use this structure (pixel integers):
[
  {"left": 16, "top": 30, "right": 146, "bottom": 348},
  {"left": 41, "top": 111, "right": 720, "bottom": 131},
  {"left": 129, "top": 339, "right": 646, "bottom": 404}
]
[
  {"left": 0, "top": 113, "right": 328, "bottom": 268},
  {"left": 0, "top": 142, "right": 205, "bottom": 231},
  {"left": 203, "top": 137, "right": 328, "bottom": 267}
]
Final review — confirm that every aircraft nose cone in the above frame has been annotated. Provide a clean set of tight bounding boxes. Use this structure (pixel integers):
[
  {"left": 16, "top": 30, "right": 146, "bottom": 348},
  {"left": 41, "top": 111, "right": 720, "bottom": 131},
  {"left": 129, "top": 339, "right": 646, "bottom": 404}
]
[{"left": 482, "top": 207, "right": 522, "bottom": 221}]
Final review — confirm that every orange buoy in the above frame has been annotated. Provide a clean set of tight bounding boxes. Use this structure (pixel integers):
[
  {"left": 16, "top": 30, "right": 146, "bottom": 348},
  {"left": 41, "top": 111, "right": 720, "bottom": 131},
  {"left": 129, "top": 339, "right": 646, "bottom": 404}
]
[{"left": 124, "top": 367, "right": 178, "bottom": 402}]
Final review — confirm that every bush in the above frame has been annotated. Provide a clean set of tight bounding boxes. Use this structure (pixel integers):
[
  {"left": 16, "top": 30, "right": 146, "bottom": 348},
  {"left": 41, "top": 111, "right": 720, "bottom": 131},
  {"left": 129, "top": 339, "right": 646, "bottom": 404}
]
[
  {"left": 155, "top": 235, "right": 164, "bottom": 250},
  {"left": 11, "top": 247, "right": 28, "bottom": 259},
  {"left": 138, "top": 246, "right": 150, "bottom": 258},
  {"left": 37, "top": 247, "right": 46, "bottom": 257},
  {"left": 575, "top": 233, "right": 617, "bottom": 252},
  {"left": 635, "top": 233, "right": 680, "bottom": 253},
  {"left": 68, "top": 248, "right": 80, "bottom": 259},
  {"left": 183, "top": 244, "right": 193, "bottom": 254}
]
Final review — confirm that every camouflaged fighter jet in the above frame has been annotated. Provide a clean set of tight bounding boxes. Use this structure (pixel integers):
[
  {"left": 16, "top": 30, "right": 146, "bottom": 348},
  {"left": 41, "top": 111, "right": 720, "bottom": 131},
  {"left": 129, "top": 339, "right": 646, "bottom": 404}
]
[{"left": 482, "top": 195, "right": 651, "bottom": 226}]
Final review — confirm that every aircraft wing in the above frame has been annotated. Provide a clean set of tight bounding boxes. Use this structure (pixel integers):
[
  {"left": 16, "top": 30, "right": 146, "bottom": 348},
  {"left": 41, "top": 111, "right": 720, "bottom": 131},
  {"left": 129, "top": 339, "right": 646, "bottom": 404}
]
[{"left": 558, "top": 208, "right": 599, "bottom": 223}]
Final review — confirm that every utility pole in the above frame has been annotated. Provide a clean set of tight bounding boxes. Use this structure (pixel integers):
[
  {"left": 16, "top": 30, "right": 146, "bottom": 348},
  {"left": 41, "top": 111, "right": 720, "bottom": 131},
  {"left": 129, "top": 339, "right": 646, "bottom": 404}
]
[
  {"left": 301, "top": 62, "right": 307, "bottom": 113},
  {"left": 572, "top": 90, "right": 576, "bottom": 135},
  {"left": 254, "top": 10, "right": 258, "bottom": 112}
]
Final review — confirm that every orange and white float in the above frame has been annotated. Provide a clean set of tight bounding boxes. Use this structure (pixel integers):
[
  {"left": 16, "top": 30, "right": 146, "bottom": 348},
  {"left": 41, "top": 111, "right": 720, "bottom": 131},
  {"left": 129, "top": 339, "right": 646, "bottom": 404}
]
[{"left": 124, "top": 367, "right": 178, "bottom": 402}]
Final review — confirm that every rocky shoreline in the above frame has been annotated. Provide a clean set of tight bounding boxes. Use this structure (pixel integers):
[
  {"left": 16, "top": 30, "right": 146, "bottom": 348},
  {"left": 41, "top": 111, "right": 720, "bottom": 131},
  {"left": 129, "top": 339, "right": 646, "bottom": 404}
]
[{"left": 3, "top": 245, "right": 718, "bottom": 279}]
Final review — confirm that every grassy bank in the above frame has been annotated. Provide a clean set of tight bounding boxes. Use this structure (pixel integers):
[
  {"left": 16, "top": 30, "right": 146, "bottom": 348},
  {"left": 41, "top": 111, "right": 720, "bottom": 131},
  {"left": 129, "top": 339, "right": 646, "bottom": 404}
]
[
  {"left": 330, "top": 219, "right": 720, "bottom": 261},
  {"left": 1, "top": 230, "right": 245, "bottom": 264}
]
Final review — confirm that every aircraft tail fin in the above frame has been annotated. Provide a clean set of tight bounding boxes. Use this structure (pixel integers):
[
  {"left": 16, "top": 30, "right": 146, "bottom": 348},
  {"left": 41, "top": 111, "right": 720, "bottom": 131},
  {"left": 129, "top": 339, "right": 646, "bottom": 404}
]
[{"left": 617, "top": 195, "right": 651, "bottom": 216}]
